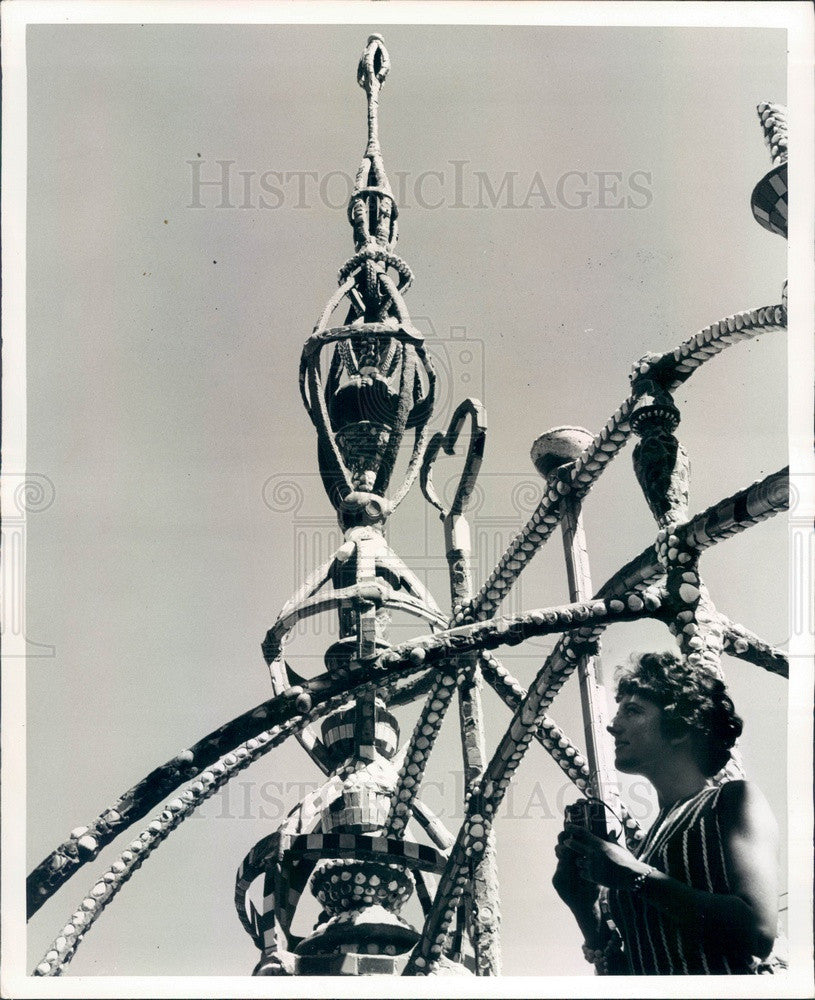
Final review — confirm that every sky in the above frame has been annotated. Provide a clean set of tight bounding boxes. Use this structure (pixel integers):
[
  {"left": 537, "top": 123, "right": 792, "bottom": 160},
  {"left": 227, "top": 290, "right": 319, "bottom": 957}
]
[{"left": 18, "top": 17, "right": 795, "bottom": 985}]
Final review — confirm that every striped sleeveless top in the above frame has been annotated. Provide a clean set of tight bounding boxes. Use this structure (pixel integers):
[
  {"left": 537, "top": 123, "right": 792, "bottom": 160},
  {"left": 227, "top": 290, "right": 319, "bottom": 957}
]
[{"left": 607, "top": 783, "right": 756, "bottom": 975}]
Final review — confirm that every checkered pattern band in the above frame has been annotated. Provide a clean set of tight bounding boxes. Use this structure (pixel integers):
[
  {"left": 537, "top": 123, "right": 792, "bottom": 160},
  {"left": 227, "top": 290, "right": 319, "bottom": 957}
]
[
  {"left": 751, "top": 163, "right": 787, "bottom": 238},
  {"left": 235, "top": 831, "right": 448, "bottom": 948}
]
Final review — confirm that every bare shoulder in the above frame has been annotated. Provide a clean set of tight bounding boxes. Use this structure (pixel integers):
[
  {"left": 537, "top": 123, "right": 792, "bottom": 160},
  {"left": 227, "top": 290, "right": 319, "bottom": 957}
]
[{"left": 717, "top": 780, "right": 778, "bottom": 838}]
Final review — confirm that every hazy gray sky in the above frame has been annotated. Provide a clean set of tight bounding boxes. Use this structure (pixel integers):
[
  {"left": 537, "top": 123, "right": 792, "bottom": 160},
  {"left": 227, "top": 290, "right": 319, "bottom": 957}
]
[{"left": 23, "top": 21, "right": 789, "bottom": 980}]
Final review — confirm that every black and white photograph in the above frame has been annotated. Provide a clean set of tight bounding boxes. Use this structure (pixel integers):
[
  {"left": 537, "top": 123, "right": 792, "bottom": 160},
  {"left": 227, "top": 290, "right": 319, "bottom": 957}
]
[{"left": 2, "top": 2, "right": 813, "bottom": 995}]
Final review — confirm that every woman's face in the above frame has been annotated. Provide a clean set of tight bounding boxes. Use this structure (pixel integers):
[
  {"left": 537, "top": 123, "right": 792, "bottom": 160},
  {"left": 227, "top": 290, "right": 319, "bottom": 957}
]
[{"left": 607, "top": 693, "right": 673, "bottom": 776}]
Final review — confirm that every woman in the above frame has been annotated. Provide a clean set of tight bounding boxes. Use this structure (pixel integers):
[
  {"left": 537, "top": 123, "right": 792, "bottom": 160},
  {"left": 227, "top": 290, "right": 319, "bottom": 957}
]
[{"left": 553, "top": 651, "right": 779, "bottom": 975}]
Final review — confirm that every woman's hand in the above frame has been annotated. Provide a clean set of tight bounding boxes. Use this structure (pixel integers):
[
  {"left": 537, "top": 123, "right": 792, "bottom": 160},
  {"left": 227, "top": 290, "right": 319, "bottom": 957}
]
[
  {"left": 563, "top": 824, "right": 651, "bottom": 890},
  {"left": 553, "top": 826, "right": 600, "bottom": 913}
]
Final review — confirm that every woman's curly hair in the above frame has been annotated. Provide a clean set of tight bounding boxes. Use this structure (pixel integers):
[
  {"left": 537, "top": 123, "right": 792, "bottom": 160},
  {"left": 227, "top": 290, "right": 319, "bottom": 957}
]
[{"left": 615, "top": 651, "right": 743, "bottom": 777}]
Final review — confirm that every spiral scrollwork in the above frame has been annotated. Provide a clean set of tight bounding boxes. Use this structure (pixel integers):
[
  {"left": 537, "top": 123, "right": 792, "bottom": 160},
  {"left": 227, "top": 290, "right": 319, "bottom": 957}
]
[
  {"left": 11, "top": 474, "right": 56, "bottom": 515},
  {"left": 510, "top": 480, "right": 541, "bottom": 516},
  {"left": 262, "top": 476, "right": 306, "bottom": 515}
]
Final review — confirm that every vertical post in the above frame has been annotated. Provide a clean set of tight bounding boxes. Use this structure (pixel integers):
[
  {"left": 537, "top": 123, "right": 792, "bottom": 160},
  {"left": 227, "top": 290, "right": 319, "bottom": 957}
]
[
  {"left": 354, "top": 530, "right": 383, "bottom": 763},
  {"left": 531, "top": 427, "right": 623, "bottom": 840},
  {"left": 445, "top": 513, "right": 502, "bottom": 974},
  {"left": 421, "top": 399, "right": 500, "bottom": 974},
  {"left": 560, "top": 499, "right": 623, "bottom": 838}
]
